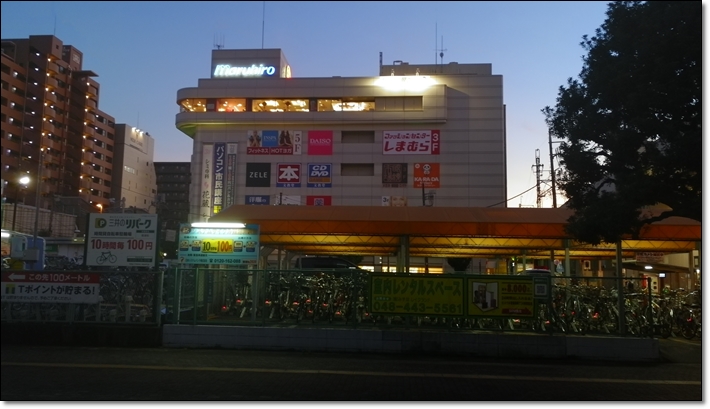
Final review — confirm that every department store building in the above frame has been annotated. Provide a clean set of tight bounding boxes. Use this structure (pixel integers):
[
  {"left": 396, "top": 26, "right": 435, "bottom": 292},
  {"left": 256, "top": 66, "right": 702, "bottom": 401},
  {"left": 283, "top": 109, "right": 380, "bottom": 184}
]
[{"left": 176, "top": 49, "right": 507, "bottom": 222}]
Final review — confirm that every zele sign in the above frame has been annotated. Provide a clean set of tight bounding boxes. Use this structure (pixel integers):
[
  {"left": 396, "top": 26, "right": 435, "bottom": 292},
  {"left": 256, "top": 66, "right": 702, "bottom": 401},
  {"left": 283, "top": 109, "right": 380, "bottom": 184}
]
[{"left": 214, "top": 64, "right": 277, "bottom": 77}]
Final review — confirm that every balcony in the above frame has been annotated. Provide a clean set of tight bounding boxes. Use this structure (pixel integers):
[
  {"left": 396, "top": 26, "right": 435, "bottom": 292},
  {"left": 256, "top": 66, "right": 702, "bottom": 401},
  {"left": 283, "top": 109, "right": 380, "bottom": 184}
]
[
  {"left": 43, "top": 121, "right": 56, "bottom": 134},
  {"left": 86, "top": 98, "right": 97, "bottom": 110},
  {"left": 46, "top": 77, "right": 58, "bottom": 89},
  {"left": 45, "top": 92, "right": 57, "bottom": 104}
]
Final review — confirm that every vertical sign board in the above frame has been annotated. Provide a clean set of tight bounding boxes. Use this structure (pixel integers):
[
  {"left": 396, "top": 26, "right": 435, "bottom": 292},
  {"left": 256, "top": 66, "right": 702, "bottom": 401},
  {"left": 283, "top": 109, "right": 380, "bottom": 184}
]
[
  {"left": 212, "top": 142, "right": 226, "bottom": 215},
  {"left": 177, "top": 224, "right": 260, "bottom": 266},
  {"left": 224, "top": 143, "right": 238, "bottom": 208},
  {"left": 369, "top": 275, "right": 464, "bottom": 316},
  {"left": 466, "top": 277, "right": 535, "bottom": 318},
  {"left": 2, "top": 271, "right": 100, "bottom": 304},
  {"left": 86, "top": 214, "right": 159, "bottom": 268},
  {"left": 201, "top": 144, "right": 214, "bottom": 220}
]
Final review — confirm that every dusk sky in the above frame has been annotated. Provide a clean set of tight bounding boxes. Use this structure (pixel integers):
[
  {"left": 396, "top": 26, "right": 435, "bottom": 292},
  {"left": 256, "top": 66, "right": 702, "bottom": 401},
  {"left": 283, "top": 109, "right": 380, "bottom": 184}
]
[{"left": 1, "top": 1, "right": 615, "bottom": 208}]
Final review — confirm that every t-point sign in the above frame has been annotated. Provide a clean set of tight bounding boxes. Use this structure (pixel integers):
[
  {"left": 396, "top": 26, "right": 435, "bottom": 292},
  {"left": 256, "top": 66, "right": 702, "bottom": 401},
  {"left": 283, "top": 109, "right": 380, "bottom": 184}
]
[{"left": 214, "top": 64, "right": 277, "bottom": 77}]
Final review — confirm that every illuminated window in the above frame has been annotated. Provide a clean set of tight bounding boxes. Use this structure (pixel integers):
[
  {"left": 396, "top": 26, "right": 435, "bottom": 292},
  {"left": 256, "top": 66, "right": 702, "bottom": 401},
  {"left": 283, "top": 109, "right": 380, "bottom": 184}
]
[
  {"left": 179, "top": 99, "right": 206, "bottom": 112},
  {"left": 251, "top": 99, "right": 309, "bottom": 112},
  {"left": 317, "top": 98, "right": 375, "bottom": 112},
  {"left": 216, "top": 98, "right": 247, "bottom": 112}
]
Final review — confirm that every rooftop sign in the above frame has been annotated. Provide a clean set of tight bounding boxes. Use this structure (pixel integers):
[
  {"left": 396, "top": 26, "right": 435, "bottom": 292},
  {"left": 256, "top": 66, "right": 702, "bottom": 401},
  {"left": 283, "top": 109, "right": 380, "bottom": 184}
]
[{"left": 213, "top": 64, "right": 277, "bottom": 78}]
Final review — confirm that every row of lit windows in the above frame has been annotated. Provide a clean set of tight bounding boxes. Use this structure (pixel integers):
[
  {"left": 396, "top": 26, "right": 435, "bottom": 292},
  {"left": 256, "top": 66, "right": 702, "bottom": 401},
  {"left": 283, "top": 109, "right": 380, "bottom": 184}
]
[{"left": 179, "top": 98, "right": 376, "bottom": 113}]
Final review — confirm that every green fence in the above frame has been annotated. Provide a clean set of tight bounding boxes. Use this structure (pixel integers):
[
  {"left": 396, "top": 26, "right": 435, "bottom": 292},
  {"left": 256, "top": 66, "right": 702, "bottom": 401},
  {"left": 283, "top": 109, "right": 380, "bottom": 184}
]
[{"left": 161, "top": 268, "right": 689, "bottom": 338}]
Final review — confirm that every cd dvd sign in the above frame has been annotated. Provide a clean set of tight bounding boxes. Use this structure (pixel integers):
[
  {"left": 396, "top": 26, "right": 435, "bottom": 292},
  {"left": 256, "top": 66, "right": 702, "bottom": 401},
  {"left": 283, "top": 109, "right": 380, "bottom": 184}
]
[{"left": 307, "top": 164, "right": 332, "bottom": 188}]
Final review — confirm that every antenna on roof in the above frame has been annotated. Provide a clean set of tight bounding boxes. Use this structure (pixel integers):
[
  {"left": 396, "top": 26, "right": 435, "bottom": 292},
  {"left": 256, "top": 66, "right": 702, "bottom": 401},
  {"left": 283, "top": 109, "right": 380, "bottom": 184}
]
[
  {"left": 214, "top": 33, "right": 224, "bottom": 50},
  {"left": 261, "top": 1, "right": 266, "bottom": 49},
  {"left": 438, "top": 35, "right": 447, "bottom": 65}
]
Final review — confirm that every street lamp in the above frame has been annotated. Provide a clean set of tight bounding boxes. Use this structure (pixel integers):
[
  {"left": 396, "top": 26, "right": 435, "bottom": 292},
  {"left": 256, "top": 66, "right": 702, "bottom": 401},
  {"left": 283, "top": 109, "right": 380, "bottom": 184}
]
[
  {"left": 96, "top": 203, "right": 103, "bottom": 213},
  {"left": 11, "top": 176, "right": 30, "bottom": 231}
]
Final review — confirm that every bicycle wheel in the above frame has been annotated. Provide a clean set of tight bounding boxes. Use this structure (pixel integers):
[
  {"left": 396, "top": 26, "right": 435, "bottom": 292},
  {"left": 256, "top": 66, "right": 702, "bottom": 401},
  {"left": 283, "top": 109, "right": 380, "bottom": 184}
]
[{"left": 680, "top": 315, "right": 697, "bottom": 340}]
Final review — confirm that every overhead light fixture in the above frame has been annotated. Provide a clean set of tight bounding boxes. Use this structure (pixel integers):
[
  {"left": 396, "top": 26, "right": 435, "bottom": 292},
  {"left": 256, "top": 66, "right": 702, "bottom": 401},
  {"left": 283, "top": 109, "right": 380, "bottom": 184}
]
[
  {"left": 644, "top": 265, "right": 653, "bottom": 270},
  {"left": 191, "top": 222, "right": 246, "bottom": 228}
]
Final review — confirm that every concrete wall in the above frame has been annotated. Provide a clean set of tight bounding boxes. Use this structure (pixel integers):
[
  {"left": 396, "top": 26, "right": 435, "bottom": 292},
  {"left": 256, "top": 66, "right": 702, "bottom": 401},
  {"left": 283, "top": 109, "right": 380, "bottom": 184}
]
[{"left": 162, "top": 325, "right": 660, "bottom": 363}]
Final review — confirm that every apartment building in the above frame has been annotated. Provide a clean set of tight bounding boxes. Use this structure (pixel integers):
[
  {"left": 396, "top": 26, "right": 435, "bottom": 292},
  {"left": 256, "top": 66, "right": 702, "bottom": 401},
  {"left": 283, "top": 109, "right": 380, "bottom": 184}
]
[
  {"left": 176, "top": 48, "right": 507, "bottom": 222},
  {"left": 1, "top": 35, "right": 115, "bottom": 214},
  {"left": 111, "top": 124, "right": 158, "bottom": 213},
  {"left": 154, "top": 161, "right": 191, "bottom": 258}
]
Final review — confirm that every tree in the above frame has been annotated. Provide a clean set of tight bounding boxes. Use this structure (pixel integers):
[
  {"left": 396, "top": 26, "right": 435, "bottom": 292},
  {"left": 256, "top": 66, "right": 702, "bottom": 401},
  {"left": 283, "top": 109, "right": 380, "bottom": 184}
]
[
  {"left": 542, "top": 1, "right": 701, "bottom": 245},
  {"left": 447, "top": 257, "right": 471, "bottom": 272}
]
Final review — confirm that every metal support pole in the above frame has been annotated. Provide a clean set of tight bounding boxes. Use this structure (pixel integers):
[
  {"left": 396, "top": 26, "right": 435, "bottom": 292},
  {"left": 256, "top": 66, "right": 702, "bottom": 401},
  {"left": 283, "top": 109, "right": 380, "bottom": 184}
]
[
  {"left": 32, "top": 149, "right": 43, "bottom": 248},
  {"left": 616, "top": 241, "right": 625, "bottom": 336},
  {"left": 548, "top": 129, "right": 557, "bottom": 208}
]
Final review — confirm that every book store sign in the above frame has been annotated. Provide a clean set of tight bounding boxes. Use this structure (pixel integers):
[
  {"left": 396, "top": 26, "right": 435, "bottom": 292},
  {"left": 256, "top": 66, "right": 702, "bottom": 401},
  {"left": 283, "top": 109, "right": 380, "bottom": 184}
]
[{"left": 213, "top": 64, "right": 277, "bottom": 78}]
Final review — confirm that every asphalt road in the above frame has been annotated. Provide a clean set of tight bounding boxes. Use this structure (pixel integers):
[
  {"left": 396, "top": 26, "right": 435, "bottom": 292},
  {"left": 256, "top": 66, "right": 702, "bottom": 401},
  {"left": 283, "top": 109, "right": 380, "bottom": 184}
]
[{"left": 1, "top": 337, "right": 701, "bottom": 401}]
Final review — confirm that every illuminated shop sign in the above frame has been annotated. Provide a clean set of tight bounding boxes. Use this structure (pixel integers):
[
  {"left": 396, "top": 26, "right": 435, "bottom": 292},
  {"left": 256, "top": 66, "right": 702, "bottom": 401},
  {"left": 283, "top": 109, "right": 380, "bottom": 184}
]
[{"left": 213, "top": 64, "right": 277, "bottom": 77}]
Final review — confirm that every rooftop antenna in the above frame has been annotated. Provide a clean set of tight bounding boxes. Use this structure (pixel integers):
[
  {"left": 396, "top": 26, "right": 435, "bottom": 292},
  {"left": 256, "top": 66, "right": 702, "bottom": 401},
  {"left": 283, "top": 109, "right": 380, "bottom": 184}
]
[
  {"left": 261, "top": 1, "right": 265, "bottom": 49},
  {"left": 214, "top": 33, "right": 224, "bottom": 50},
  {"left": 438, "top": 35, "right": 447, "bottom": 65}
]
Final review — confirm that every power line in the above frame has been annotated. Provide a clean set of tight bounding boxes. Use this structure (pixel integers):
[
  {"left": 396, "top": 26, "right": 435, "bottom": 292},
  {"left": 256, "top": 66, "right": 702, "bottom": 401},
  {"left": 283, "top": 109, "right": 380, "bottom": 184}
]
[{"left": 486, "top": 185, "right": 539, "bottom": 208}]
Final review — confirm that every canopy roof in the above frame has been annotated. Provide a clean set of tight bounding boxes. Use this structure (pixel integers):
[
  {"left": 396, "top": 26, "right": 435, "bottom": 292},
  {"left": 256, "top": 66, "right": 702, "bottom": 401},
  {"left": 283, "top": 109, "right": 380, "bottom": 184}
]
[{"left": 209, "top": 205, "right": 701, "bottom": 259}]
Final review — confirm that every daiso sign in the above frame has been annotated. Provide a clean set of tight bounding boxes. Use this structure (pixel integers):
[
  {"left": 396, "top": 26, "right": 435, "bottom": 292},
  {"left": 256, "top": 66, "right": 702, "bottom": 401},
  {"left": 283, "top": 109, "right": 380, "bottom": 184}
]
[{"left": 307, "top": 131, "right": 333, "bottom": 155}]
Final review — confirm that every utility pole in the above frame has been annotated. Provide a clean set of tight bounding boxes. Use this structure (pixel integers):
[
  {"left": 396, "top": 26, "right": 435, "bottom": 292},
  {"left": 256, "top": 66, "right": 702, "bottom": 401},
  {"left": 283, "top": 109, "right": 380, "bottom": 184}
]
[
  {"left": 532, "top": 149, "right": 544, "bottom": 208},
  {"left": 548, "top": 129, "right": 557, "bottom": 208}
]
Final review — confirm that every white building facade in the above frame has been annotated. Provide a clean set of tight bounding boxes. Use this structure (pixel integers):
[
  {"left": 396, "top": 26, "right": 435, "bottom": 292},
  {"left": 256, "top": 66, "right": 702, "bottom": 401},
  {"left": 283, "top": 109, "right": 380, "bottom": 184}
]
[
  {"left": 176, "top": 49, "right": 507, "bottom": 222},
  {"left": 111, "top": 124, "right": 158, "bottom": 213}
]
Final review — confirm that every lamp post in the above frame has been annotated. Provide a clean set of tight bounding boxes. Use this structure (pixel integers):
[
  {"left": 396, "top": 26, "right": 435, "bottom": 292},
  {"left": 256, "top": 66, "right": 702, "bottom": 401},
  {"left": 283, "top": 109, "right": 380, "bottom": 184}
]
[
  {"left": 32, "top": 148, "right": 44, "bottom": 249},
  {"left": 11, "top": 176, "right": 30, "bottom": 231}
]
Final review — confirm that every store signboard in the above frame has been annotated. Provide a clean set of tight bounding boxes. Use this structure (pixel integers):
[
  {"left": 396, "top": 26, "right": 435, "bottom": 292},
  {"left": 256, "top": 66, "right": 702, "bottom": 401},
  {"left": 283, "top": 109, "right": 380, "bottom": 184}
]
[
  {"left": 466, "top": 277, "right": 535, "bottom": 318},
  {"left": 306, "top": 164, "right": 332, "bottom": 188},
  {"left": 86, "top": 214, "right": 158, "bottom": 268},
  {"left": 307, "top": 131, "right": 333, "bottom": 155},
  {"left": 413, "top": 163, "right": 440, "bottom": 189},
  {"left": 247, "top": 130, "right": 301, "bottom": 155},
  {"left": 1, "top": 271, "right": 100, "bottom": 304},
  {"left": 212, "top": 142, "right": 226, "bottom": 215},
  {"left": 200, "top": 144, "right": 214, "bottom": 219},
  {"left": 382, "top": 130, "right": 440, "bottom": 155},
  {"left": 177, "top": 224, "right": 260, "bottom": 265},
  {"left": 276, "top": 163, "right": 301, "bottom": 188},
  {"left": 369, "top": 275, "right": 464, "bottom": 316}
]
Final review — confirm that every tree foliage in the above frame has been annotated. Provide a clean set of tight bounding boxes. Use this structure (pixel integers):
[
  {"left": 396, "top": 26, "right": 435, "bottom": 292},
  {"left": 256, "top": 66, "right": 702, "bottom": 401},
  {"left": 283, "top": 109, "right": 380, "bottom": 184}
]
[
  {"left": 447, "top": 257, "right": 471, "bottom": 272},
  {"left": 542, "top": 1, "right": 701, "bottom": 245}
]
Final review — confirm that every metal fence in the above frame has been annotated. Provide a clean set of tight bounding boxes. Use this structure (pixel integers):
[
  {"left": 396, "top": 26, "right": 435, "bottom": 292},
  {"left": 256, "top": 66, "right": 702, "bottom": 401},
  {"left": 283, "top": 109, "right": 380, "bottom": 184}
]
[
  {"left": 1, "top": 270, "right": 163, "bottom": 325},
  {"left": 4, "top": 268, "right": 700, "bottom": 340},
  {"left": 160, "top": 268, "right": 696, "bottom": 338}
]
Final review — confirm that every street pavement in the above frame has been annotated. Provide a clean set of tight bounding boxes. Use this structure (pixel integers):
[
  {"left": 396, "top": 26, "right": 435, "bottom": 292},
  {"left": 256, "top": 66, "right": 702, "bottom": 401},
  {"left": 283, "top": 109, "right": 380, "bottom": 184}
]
[{"left": 1, "top": 336, "right": 701, "bottom": 401}]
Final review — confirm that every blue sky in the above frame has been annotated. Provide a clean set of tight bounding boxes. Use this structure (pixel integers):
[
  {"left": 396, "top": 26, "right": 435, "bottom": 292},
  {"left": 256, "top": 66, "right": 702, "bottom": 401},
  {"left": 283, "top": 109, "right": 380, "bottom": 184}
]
[{"left": 1, "top": 1, "right": 613, "bottom": 208}]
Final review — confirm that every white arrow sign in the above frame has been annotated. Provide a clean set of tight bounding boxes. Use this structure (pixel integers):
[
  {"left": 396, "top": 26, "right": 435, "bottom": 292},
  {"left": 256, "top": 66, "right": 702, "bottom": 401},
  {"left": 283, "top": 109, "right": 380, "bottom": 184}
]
[{"left": 8, "top": 273, "right": 26, "bottom": 281}]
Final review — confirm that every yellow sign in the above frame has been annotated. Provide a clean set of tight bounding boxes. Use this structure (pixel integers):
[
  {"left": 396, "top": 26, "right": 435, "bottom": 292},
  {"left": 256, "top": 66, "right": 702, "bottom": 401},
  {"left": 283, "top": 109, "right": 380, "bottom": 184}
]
[
  {"left": 466, "top": 277, "right": 535, "bottom": 317},
  {"left": 370, "top": 275, "right": 464, "bottom": 316},
  {"left": 201, "top": 239, "right": 234, "bottom": 253}
]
